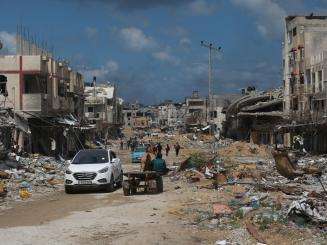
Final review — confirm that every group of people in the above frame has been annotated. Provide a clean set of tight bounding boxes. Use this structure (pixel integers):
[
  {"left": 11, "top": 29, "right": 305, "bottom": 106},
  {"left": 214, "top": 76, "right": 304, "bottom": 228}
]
[
  {"left": 140, "top": 142, "right": 181, "bottom": 175},
  {"left": 149, "top": 142, "right": 181, "bottom": 157}
]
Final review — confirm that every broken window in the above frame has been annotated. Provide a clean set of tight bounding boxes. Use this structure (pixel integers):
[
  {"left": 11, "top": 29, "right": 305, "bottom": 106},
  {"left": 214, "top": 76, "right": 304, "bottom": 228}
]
[
  {"left": 58, "top": 80, "right": 66, "bottom": 97},
  {"left": 309, "top": 96, "right": 313, "bottom": 110},
  {"left": 306, "top": 69, "right": 311, "bottom": 84},
  {"left": 318, "top": 70, "right": 323, "bottom": 82},
  {"left": 87, "top": 107, "right": 94, "bottom": 113},
  {"left": 24, "top": 74, "right": 47, "bottom": 94},
  {"left": 210, "top": 111, "right": 217, "bottom": 118},
  {"left": 300, "top": 48, "right": 305, "bottom": 60},
  {"left": 0, "top": 75, "right": 8, "bottom": 96},
  {"left": 300, "top": 74, "right": 304, "bottom": 84}
]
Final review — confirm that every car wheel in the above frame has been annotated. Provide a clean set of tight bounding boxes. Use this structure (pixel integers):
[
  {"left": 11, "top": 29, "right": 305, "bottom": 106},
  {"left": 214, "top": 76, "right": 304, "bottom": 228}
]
[
  {"left": 106, "top": 175, "right": 115, "bottom": 192},
  {"left": 116, "top": 171, "right": 123, "bottom": 188},
  {"left": 65, "top": 186, "right": 74, "bottom": 194}
]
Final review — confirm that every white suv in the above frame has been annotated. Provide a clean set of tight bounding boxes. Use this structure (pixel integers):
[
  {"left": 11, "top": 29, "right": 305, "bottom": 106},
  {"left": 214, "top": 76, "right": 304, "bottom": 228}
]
[{"left": 65, "top": 149, "right": 123, "bottom": 193}]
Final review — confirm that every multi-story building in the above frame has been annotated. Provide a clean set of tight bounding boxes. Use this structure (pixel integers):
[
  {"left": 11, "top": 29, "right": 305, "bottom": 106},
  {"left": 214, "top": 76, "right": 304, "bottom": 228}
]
[
  {"left": 158, "top": 100, "right": 185, "bottom": 128},
  {"left": 282, "top": 15, "right": 327, "bottom": 152},
  {"left": 84, "top": 82, "right": 123, "bottom": 139},
  {"left": 184, "top": 91, "right": 207, "bottom": 129},
  {"left": 0, "top": 54, "right": 84, "bottom": 156},
  {"left": 122, "top": 102, "right": 152, "bottom": 129}
]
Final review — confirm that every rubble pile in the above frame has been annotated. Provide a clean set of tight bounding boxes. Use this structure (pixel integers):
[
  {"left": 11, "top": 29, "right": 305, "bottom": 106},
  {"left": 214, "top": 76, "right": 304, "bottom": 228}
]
[
  {"left": 218, "top": 141, "right": 271, "bottom": 158},
  {"left": 0, "top": 154, "right": 66, "bottom": 206},
  {"left": 169, "top": 140, "right": 327, "bottom": 243}
]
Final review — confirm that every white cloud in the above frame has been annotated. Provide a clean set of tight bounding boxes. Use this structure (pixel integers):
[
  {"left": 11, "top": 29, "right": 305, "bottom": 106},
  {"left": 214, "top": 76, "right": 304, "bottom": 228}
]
[
  {"left": 231, "top": 0, "right": 286, "bottom": 39},
  {"left": 83, "top": 60, "right": 119, "bottom": 81},
  {"left": 0, "top": 31, "right": 16, "bottom": 54},
  {"left": 179, "top": 37, "right": 191, "bottom": 47},
  {"left": 188, "top": 0, "right": 217, "bottom": 15},
  {"left": 152, "top": 51, "right": 180, "bottom": 65},
  {"left": 85, "top": 27, "right": 98, "bottom": 39},
  {"left": 119, "top": 27, "right": 156, "bottom": 51}
]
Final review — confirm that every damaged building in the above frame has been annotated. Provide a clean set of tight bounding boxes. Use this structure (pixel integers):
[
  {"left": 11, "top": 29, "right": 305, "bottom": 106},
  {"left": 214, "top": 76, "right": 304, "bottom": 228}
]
[
  {"left": 0, "top": 54, "right": 85, "bottom": 157},
  {"left": 157, "top": 100, "right": 185, "bottom": 128},
  {"left": 84, "top": 82, "right": 124, "bottom": 140},
  {"left": 184, "top": 91, "right": 207, "bottom": 130},
  {"left": 223, "top": 87, "right": 284, "bottom": 145},
  {"left": 282, "top": 15, "right": 327, "bottom": 152}
]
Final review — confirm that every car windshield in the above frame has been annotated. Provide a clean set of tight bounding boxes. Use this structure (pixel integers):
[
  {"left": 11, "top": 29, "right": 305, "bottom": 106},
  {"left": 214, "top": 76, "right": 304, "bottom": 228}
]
[
  {"left": 134, "top": 147, "right": 146, "bottom": 153},
  {"left": 72, "top": 149, "right": 109, "bottom": 164}
]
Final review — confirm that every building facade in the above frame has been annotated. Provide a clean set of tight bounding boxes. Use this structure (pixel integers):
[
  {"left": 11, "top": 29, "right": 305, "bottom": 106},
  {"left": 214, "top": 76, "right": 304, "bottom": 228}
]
[
  {"left": 282, "top": 15, "right": 327, "bottom": 152},
  {"left": 0, "top": 54, "right": 85, "bottom": 156},
  {"left": 84, "top": 83, "right": 123, "bottom": 140}
]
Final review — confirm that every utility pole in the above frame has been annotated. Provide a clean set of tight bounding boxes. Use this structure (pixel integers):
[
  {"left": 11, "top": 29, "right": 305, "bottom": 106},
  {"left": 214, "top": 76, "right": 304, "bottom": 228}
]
[{"left": 200, "top": 41, "right": 221, "bottom": 124}]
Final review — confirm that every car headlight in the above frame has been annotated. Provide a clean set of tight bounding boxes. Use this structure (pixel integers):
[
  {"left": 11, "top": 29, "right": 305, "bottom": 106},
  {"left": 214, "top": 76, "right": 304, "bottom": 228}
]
[
  {"left": 66, "top": 169, "right": 72, "bottom": 174},
  {"left": 99, "top": 167, "right": 109, "bottom": 173}
]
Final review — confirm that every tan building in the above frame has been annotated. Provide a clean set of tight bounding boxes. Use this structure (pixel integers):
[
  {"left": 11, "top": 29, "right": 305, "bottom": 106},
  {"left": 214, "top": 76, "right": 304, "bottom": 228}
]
[
  {"left": 282, "top": 15, "right": 327, "bottom": 152},
  {"left": 0, "top": 54, "right": 85, "bottom": 156},
  {"left": 84, "top": 83, "right": 123, "bottom": 140}
]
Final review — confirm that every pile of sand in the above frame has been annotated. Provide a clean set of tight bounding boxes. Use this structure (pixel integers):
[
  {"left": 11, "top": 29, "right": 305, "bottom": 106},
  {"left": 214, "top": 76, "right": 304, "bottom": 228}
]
[{"left": 218, "top": 141, "right": 271, "bottom": 158}]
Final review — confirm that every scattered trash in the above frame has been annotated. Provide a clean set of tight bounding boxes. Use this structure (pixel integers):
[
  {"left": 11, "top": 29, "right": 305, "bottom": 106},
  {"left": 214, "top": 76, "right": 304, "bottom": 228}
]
[
  {"left": 288, "top": 198, "right": 327, "bottom": 223},
  {"left": 19, "top": 188, "right": 31, "bottom": 199},
  {"left": 215, "top": 240, "right": 228, "bottom": 245}
]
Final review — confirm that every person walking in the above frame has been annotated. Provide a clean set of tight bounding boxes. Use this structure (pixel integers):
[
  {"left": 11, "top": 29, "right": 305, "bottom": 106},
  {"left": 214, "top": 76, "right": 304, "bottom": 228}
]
[
  {"left": 174, "top": 143, "right": 181, "bottom": 157},
  {"left": 157, "top": 142, "right": 162, "bottom": 154},
  {"left": 165, "top": 144, "right": 170, "bottom": 157}
]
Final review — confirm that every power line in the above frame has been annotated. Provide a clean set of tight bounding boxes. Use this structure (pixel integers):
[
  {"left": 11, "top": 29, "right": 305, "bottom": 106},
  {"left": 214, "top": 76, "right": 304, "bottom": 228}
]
[{"left": 200, "top": 40, "right": 221, "bottom": 123}]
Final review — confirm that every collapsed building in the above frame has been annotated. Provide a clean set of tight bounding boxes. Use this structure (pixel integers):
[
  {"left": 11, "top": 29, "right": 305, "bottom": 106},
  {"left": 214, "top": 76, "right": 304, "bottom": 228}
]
[
  {"left": 223, "top": 87, "right": 284, "bottom": 145},
  {"left": 281, "top": 15, "right": 327, "bottom": 153}
]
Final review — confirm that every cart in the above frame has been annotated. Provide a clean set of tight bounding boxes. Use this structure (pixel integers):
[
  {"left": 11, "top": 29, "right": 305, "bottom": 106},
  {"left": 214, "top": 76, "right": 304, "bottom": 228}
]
[{"left": 122, "top": 171, "right": 163, "bottom": 196}]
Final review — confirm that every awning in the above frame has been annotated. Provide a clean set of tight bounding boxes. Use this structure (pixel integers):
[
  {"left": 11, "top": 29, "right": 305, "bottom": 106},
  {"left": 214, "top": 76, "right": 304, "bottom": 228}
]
[
  {"left": 55, "top": 114, "right": 79, "bottom": 126},
  {"left": 201, "top": 125, "right": 211, "bottom": 131}
]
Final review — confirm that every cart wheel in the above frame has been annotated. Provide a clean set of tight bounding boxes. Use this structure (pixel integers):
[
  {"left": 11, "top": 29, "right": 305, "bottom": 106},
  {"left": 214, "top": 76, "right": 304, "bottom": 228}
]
[
  {"left": 156, "top": 175, "right": 163, "bottom": 193},
  {"left": 131, "top": 186, "right": 137, "bottom": 195},
  {"left": 122, "top": 181, "right": 131, "bottom": 196}
]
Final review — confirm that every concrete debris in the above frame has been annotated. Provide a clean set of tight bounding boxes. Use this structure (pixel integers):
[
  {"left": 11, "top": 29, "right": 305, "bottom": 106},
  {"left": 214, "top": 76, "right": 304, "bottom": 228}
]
[
  {"left": 288, "top": 198, "right": 327, "bottom": 223},
  {"left": 0, "top": 153, "right": 66, "bottom": 206},
  {"left": 169, "top": 138, "right": 327, "bottom": 243}
]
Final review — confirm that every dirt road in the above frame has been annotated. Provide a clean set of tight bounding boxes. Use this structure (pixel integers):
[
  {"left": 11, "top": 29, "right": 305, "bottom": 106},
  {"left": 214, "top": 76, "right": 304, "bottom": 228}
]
[{"left": 0, "top": 147, "right": 216, "bottom": 245}]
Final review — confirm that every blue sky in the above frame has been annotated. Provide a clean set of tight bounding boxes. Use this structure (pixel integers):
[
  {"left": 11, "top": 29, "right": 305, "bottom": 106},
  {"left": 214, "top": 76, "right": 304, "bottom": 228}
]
[{"left": 1, "top": 0, "right": 327, "bottom": 104}]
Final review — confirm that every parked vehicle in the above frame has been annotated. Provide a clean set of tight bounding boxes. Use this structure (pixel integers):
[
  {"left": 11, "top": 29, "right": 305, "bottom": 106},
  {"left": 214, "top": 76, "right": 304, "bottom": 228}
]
[
  {"left": 65, "top": 149, "right": 123, "bottom": 193},
  {"left": 131, "top": 146, "right": 146, "bottom": 163}
]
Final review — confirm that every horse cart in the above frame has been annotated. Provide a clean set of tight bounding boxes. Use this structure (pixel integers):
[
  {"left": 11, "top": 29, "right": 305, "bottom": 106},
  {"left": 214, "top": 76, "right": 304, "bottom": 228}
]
[{"left": 122, "top": 171, "right": 163, "bottom": 196}]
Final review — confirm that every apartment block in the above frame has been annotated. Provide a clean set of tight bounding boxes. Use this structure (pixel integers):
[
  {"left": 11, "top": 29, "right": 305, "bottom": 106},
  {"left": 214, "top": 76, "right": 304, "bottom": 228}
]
[
  {"left": 282, "top": 15, "right": 327, "bottom": 152},
  {"left": 0, "top": 54, "right": 85, "bottom": 156}
]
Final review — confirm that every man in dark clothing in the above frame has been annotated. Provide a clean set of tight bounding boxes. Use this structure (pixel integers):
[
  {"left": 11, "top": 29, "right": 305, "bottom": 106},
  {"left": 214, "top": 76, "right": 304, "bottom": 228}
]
[
  {"left": 157, "top": 143, "right": 162, "bottom": 154},
  {"left": 174, "top": 143, "right": 181, "bottom": 156},
  {"left": 165, "top": 144, "right": 170, "bottom": 157},
  {"left": 151, "top": 153, "right": 168, "bottom": 175}
]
